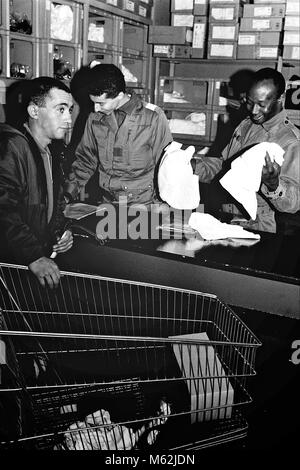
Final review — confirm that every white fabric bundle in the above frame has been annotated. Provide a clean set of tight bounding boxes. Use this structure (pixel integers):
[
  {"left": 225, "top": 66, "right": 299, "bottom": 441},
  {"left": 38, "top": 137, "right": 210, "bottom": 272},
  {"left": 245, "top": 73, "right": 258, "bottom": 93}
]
[
  {"left": 188, "top": 212, "right": 261, "bottom": 241},
  {"left": 220, "top": 142, "right": 285, "bottom": 220},
  {"left": 158, "top": 141, "right": 200, "bottom": 210}
]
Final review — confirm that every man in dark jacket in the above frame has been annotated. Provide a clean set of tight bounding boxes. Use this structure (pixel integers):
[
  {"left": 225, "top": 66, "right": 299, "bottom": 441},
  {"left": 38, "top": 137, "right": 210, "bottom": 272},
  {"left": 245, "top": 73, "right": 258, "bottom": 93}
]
[{"left": 0, "top": 77, "right": 74, "bottom": 288}]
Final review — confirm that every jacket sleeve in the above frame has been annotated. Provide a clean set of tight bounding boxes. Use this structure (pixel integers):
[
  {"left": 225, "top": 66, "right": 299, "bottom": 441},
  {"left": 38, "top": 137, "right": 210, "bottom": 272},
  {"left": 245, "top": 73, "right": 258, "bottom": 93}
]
[
  {"left": 261, "top": 139, "right": 300, "bottom": 213},
  {"left": 0, "top": 138, "right": 45, "bottom": 265},
  {"left": 150, "top": 106, "right": 173, "bottom": 163},
  {"left": 194, "top": 121, "right": 244, "bottom": 183},
  {"left": 64, "top": 114, "right": 99, "bottom": 200}
]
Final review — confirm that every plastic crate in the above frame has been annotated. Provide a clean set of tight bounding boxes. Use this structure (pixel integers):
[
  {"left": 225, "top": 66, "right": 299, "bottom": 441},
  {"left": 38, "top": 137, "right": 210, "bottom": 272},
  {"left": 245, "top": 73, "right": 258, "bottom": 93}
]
[
  {"left": 158, "top": 77, "right": 214, "bottom": 109},
  {"left": 164, "top": 107, "right": 212, "bottom": 142},
  {"left": 9, "top": 0, "right": 35, "bottom": 36},
  {"left": 47, "top": 0, "right": 82, "bottom": 44},
  {"left": 123, "top": 22, "right": 147, "bottom": 57},
  {"left": 87, "top": 48, "right": 114, "bottom": 67},
  {"left": 9, "top": 36, "right": 37, "bottom": 78},
  {"left": 88, "top": 12, "right": 117, "bottom": 51},
  {"left": 122, "top": 55, "right": 147, "bottom": 87}
]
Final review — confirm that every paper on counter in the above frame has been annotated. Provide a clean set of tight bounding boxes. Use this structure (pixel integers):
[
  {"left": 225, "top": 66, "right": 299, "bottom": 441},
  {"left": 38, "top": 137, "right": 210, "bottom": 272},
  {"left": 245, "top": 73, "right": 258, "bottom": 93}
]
[{"left": 188, "top": 212, "right": 261, "bottom": 241}]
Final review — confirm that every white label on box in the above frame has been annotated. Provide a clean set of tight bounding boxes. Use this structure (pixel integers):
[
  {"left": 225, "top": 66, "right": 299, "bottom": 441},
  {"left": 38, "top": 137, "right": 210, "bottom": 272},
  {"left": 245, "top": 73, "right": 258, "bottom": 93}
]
[
  {"left": 285, "top": 16, "right": 299, "bottom": 28},
  {"left": 259, "top": 47, "right": 278, "bottom": 58},
  {"left": 291, "top": 46, "right": 300, "bottom": 60},
  {"left": 107, "top": 0, "right": 118, "bottom": 5},
  {"left": 48, "top": 43, "right": 53, "bottom": 53},
  {"left": 238, "top": 34, "right": 256, "bottom": 45},
  {"left": 212, "top": 7, "right": 234, "bottom": 21},
  {"left": 212, "top": 26, "right": 236, "bottom": 40},
  {"left": 210, "top": 43, "right": 234, "bottom": 57},
  {"left": 154, "top": 45, "right": 169, "bottom": 54},
  {"left": 139, "top": 6, "right": 147, "bottom": 17},
  {"left": 284, "top": 32, "right": 300, "bottom": 44},
  {"left": 125, "top": 0, "right": 135, "bottom": 12},
  {"left": 214, "top": 113, "right": 218, "bottom": 120},
  {"left": 219, "top": 97, "right": 228, "bottom": 106},
  {"left": 173, "top": 14, "right": 194, "bottom": 27},
  {"left": 286, "top": 2, "right": 300, "bottom": 15},
  {"left": 252, "top": 19, "right": 270, "bottom": 29},
  {"left": 254, "top": 6, "right": 272, "bottom": 16},
  {"left": 175, "top": 0, "right": 194, "bottom": 10},
  {"left": 193, "top": 23, "right": 206, "bottom": 48}
]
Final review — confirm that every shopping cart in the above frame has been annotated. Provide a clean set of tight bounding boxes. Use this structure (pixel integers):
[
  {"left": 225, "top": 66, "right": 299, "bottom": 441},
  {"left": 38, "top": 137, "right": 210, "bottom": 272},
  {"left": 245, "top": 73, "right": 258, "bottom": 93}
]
[{"left": 0, "top": 262, "right": 261, "bottom": 451}]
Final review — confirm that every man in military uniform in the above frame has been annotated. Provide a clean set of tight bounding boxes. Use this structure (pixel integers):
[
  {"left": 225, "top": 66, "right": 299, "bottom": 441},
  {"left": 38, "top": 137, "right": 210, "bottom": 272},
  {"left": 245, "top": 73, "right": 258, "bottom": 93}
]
[{"left": 194, "top": 68, "right": 300, "bottom": 234}]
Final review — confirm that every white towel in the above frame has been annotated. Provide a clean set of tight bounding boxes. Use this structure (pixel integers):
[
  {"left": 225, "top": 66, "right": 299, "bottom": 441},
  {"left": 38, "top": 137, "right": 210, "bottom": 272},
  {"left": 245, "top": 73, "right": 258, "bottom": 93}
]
[
  {"left": 158, "top": 141, "right": 200, "bottom": 210},
  {"left": 188, "top": 212, "right": 261, "bottom": 241},
  {"left": 220, "top": 142, "right": 285, "bottom": 220}
]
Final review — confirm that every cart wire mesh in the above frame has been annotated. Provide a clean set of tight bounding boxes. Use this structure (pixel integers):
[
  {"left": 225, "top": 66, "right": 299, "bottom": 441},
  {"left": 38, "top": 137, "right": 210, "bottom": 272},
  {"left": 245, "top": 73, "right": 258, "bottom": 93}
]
[{"left": 0, "top": 263, "right": 261, "bottom": 450}]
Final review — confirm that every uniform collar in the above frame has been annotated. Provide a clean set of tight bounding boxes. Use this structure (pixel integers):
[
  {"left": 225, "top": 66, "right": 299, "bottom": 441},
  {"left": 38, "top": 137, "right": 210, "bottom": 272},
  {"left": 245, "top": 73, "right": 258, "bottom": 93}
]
[
  {"left": 260, "top": 109, "right": 288, "bottom": 132},
  {"left": 117, "top": 92, "right": 139, "bottom": 115}
]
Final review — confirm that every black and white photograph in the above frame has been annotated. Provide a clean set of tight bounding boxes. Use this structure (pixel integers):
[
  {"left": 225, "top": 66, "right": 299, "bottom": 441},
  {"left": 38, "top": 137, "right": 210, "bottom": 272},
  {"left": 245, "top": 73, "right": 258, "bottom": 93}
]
[{"left": 0, "top": 0, "right": 299, "bottom": 462}]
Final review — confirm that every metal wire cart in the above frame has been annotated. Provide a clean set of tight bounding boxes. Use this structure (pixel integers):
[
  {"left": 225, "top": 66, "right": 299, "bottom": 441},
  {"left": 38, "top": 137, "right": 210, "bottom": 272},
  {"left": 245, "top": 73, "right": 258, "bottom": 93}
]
[{"left": 0, "top": 262, "right": 261, "bottom": 451}]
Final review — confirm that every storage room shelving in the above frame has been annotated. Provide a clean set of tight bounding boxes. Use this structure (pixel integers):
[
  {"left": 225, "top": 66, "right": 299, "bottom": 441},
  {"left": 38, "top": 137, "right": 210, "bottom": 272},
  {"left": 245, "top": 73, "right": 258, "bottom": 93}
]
[{"left": 0, "top": 0, "right": 154, "bottom": 120}]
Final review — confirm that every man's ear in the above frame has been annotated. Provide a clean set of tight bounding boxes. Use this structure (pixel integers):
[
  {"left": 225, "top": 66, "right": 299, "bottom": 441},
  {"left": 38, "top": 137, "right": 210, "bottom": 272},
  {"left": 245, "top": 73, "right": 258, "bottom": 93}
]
[
  {"left": 278, "top": 92, "right": 285, "bottom": 105},
  {"left": 27, "top": 103, "right": 39, "bottom": 119}
]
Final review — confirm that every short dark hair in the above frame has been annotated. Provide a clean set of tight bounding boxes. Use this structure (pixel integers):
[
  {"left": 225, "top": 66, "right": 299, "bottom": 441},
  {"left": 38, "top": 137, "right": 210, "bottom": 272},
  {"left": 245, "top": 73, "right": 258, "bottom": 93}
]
[
  {"left": 250, "top": 68, "right": 286, "bottom": 98},
  {"left": 23, "top": 76, "right": 71, "bottom": 108},
  {"left": 87, "top": 64, "right": 126, "bottom": 98}
]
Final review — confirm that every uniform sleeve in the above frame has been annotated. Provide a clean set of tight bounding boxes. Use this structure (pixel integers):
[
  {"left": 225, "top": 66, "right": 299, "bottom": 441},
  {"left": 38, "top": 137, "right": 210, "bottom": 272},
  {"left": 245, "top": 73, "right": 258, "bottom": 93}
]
[
  {"left": 0, "top": 138, "right": 45, "bottom": 264},
  {"left": 150, "top": 106, "right": 173, "bottom": 163},
  {"left": 261, "top": 139, "right": 300, "bottom": 213},
  {"left": 194, "top": 122, "right": 244, "bottom": 183},
  {"left": 64, "top": 115, "right": 99, "bottom": 199}
]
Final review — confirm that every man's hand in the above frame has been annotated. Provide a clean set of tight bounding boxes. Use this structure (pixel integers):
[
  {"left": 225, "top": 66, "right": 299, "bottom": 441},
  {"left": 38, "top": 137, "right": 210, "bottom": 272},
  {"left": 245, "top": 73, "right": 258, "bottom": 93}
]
[
  {"left": 52, "top": 230, "right": 73, "bottom": 255},
  {"left": 261, "top": 151, "right": 281, "bottom": 191},
  {"left": 29, "top": 257, "right": 60, "bottom": 289}
]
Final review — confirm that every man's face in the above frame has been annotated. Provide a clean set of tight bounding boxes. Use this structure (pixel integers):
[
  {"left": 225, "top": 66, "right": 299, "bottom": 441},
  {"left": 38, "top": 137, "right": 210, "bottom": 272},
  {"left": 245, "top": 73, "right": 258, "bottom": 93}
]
[
  {"left": 246, "top": 79, "right": 283, "bottom": 124},
  {"left": 36, "top": 88, "right": 73, "bottom": 141},
  {"left": 90, "top": 92, "right": 123, "bottom": 115}
]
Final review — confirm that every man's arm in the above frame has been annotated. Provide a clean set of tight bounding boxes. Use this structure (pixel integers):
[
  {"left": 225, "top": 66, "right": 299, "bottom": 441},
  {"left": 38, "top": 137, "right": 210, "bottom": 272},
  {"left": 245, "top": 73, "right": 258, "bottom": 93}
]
[
  {"left": 64, "top": 114, "right": 99, "bottom": 201},
  {"left": 0, "top": 139, "right": 61, "bottom": 288},
  {"left": 150, "top": 106, "right": 173, "bottom": 162},
  {"left": 261, "top": 141, "right": 300, "bottom": 213}
]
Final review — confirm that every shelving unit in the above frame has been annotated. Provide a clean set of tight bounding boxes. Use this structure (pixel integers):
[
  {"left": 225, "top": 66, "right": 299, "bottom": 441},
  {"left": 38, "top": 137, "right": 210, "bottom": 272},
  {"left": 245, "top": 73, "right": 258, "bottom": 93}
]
[{"left": 0, "top": 0, "right": 154, "bottom": 120}]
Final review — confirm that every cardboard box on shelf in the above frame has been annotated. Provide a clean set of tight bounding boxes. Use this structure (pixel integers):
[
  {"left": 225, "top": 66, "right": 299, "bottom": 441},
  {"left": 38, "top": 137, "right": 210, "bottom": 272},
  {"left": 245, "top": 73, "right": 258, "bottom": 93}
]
[
  {"left": 253, "top": 0, "right": 286, "bottom": 3},
  {"left": 194, "top": 0, "right": 209, "bottom": 17},
  {"left": 122, "top": 0, "right": 137, "bottom": 14},
  {"left": 240, "top": 17, "right": 283, "bottom": 31},
  {"left": 171, "top": 13, "right": 194, "bottom": 27},
  {"left": 243, "top": 4, "right": 286, "bottom": 17},
  {"left": 207, "top": 41, "right": 237, "bottom": 59},
  {"left": 238, "top": 31, "right": 281, "bottom": 46},
  {"left": 283, "top": 31, "right": 300, "bottom": 44},
  {"left": 286, "top": 0, "right": 300, "bottom": 15},
  {"left": 192, "top": 16, "right": 207, "bottom": 58},
  {"left": 209, "top": 23, "right": 239, "bottom": 41},
  {"left": 137, "top": 1, "right": 152, "bottom": 19},
  {"left": 282, "top": 45, "right": 300, "bottom": 60},
  {"left": 153, "top": 45, "right": 191, "bottom": 59},
  {"left": 237, "top": 45, "right": 280, "bottom": 59},
  {"left": 171, "top": 0, "right": 194, "bottom": 12},
  {"left": 148, "top": 26, "right": 193, "bottom": 45},
  {"left": 284, "top": 16, "right": 300, "bottom": 31},
  {"left": 210, "top": 5, "right": 242, "bottom": 23}
]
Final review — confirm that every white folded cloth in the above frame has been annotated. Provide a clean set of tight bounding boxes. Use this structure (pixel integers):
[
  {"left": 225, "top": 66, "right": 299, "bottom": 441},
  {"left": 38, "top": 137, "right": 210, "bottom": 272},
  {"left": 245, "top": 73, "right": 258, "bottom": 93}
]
[
  {"left": 158, "top": 141, "right": 200, "bottom": 210},
  {"left": 220, "top": 142, "right": 285, "bottom": 219},
  {"left": 188, "top": 212, "right": 261, "bottom": 241}
]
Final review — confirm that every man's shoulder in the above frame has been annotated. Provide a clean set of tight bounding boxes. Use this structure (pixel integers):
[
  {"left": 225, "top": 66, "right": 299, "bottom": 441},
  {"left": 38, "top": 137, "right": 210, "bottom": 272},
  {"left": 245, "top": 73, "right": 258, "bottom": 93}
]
[
  {"left": 282, "top": 114, "right": 300, "bottom": 141},
  {"left": 0, "top": 123, "right": 28, "bottom": 148}
]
